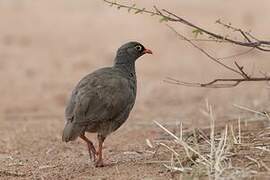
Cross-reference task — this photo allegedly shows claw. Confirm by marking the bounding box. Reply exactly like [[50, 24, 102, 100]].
[[95, 134, 106, 168], [87, 143, 97, 162], [95, 160, 104, 167], [80, 134, 97, 162]]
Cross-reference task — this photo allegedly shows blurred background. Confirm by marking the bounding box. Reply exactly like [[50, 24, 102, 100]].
[[1, 0, 270, 178], [1, 0, 270, 124]]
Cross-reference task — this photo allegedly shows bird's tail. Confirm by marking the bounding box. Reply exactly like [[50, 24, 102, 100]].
[[62, 121, 84, 142]]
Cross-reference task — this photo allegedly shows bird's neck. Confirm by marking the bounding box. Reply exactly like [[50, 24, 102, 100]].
[[113, 56, 136, 76]]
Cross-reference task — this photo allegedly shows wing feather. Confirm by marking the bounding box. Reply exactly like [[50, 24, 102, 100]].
[[65, 68, 134, 126]]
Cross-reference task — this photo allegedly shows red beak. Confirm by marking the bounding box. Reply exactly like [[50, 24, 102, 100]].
[[143, 48, 153, 54]]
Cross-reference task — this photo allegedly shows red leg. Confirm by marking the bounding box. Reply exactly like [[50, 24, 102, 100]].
[[80, 134, 97, 162], [95, 134, 106, 167]]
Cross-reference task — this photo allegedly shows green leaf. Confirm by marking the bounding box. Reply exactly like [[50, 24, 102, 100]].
[[159, 16, 169, 23], [192, 29, 203, 38]]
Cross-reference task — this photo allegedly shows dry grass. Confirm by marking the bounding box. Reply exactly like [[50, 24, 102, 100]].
[[150, 102, 270, 179]]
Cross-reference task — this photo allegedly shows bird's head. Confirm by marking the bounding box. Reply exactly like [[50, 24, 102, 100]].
[[115, 41, 152, 63]]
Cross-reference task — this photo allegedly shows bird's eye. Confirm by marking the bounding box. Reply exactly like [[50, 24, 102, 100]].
[[135, 45, 142, 51]]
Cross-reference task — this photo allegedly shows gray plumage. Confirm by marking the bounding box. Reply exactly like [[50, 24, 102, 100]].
[[62, 42, 152, 143]]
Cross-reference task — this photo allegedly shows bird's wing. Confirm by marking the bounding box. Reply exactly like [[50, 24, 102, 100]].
[[65, 68, 135, 126]]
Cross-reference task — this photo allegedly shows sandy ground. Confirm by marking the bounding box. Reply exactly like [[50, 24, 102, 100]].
[[1, 0, 270, 179]]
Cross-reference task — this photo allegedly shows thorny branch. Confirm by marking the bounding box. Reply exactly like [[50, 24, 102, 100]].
[[104, 0, 270, 88], [104, 0, 270, 51], [165, 25, 269, 88], [166, 25, 243, 77], [164, 77, 270, 88]]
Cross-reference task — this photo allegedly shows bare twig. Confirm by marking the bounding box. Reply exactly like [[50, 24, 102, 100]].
[[166, 24, 243, 77], [234, 61, 250, 79], [217, 47, 255, 61], [161, 9, 270, 51], [233, 104, 266, 116], [164, 77, 270, 88], [216, 19, 270, 51], [245, 156, 261, 168], [103, 0, 270, 52], [104, 0, 270, 88]]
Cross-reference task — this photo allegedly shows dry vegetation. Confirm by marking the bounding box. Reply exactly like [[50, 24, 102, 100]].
[[150, 102, 270, 179], [1, 0, 270, 179]]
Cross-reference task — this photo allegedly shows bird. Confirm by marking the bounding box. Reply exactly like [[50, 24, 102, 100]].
[[62, 41, 152, 167]]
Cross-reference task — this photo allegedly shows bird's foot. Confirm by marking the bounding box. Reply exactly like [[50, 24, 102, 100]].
[[80, 134, 97, 162], [95, 159, 104, 167], [87, 143, 97, 162]]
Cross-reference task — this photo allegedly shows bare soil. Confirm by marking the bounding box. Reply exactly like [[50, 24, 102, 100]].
[[1, 0, 270, 179]]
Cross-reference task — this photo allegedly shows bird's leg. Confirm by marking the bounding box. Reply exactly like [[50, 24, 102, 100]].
[[95, 134, 106, 167], [80, 134, 97, 162]]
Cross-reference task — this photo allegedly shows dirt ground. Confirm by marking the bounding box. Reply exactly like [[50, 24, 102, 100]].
[[1, 0, 270, 179]]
